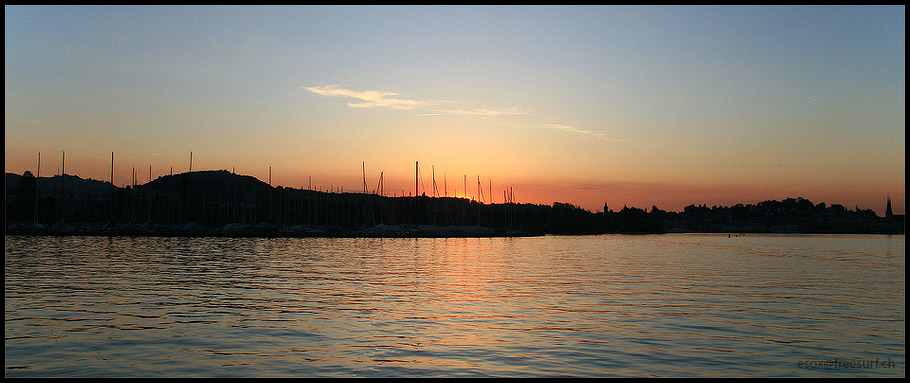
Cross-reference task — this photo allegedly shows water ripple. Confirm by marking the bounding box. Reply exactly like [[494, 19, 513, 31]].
[[5, 234, 905, 377]]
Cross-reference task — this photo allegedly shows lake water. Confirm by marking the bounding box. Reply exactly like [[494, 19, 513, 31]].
[[5, 234, 905, 377]]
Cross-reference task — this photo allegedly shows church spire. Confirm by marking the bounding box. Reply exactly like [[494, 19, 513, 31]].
[[886, 194, 893, 219]]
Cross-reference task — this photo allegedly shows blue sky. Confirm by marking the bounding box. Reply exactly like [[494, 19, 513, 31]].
[[5, 5, 905, 214]]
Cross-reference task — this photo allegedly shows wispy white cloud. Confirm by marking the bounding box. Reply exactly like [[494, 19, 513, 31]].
[[304, 84, 442, 110], [547, 123, 594, 135], [545, 123, 629, 142], [305, 84, 621, 142], [439, 107, 526, 118], [305, 84, 527, 120]]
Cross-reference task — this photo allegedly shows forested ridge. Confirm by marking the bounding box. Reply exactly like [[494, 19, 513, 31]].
[[6, 171, 904, 236]]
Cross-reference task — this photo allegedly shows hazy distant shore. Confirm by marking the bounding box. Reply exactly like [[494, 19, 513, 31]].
[[5, 224, 901, 238], [6, 171, 904, 236], [4, 224, 541, 238]]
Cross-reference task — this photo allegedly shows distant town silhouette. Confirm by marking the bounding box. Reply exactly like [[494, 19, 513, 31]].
[[5, 170, 905, 237]]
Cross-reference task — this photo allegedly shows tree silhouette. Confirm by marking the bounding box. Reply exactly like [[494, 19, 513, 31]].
[[13, 171, 37, 223]]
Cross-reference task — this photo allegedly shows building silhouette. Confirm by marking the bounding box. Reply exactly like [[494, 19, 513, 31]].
[[886, 195, 893, 219]]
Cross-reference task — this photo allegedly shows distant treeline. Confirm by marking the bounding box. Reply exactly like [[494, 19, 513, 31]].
[[5, 170, 904, 235]]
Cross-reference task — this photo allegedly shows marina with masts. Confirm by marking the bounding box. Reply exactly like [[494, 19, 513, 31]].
[[7, 151, 532, 237], [6, 151, 904, 237]]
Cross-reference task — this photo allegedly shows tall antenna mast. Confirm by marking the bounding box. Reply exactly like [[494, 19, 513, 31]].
[[189, 151, 193, 173]]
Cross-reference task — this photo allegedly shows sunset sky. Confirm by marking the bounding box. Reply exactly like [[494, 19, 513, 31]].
[[5, 5, 905, 215]]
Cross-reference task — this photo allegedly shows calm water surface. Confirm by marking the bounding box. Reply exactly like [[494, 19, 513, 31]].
[[5, 234, 905, 377]]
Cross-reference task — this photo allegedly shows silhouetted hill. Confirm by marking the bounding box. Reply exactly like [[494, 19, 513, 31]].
[[138, 170, 273, 200], [6, 172, 113, 199], [4, 170, 904, 236]]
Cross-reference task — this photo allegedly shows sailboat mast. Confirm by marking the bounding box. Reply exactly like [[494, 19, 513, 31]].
[[35, 152, 40, 224], [432, 166, 438, 197]]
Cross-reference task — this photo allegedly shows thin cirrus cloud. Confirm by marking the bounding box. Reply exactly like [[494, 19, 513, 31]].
[[304, 84, 523, 119], [303, 84, 443, 110], [545, 123, 627, 142], [547, 123, 594, 135], [437, 107, 526, 118], [305, 84, 616, 141]]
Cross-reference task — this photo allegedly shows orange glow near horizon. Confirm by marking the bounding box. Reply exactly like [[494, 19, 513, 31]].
[[5, 7, 904, 218], [4, 148, 904, 217]]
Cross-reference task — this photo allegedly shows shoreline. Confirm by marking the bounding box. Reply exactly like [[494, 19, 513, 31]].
[[5, 227, 902, 238], [4, 226, 541, 238]]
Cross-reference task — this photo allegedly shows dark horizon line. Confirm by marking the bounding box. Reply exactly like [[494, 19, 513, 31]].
[[7, 169, 902, 217]]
